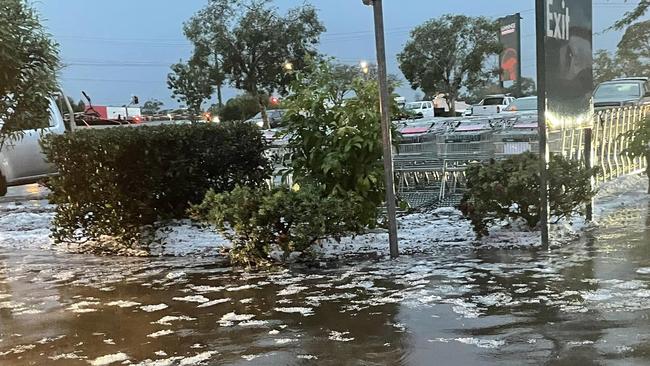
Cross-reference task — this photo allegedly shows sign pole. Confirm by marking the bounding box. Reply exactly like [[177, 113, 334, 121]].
[[585, 127, 593, 221], [515, 13, 523, 97], [535, 0, 550, 249], [364, 0, 399, 258]]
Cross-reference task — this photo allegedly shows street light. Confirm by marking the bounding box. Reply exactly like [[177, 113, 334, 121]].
[[362, 0, 399, 258], [360, 60, 370, 75], [283, 61, 294, 72]]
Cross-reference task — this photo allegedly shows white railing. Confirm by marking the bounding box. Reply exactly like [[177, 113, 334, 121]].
[[593, 106, 648, 183], [551, 106, 649, 184]]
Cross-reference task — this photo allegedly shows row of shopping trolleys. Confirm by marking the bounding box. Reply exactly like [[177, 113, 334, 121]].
[[393, 115, 540, 163]]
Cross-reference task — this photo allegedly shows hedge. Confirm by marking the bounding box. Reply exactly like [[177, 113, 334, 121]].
[[42, 122, 270, 250]]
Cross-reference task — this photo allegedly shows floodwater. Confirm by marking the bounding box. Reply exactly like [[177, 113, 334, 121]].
[[2, 202, 650, 365]]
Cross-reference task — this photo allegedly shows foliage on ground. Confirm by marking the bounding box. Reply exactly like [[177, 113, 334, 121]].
[[461, 152, 597, 237], [192, 184, 364, 267], [42, 123, 270, 251]]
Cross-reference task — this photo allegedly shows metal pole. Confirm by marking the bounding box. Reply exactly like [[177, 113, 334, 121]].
[[61, 93, 76, 132], [368, 0, 399, 258], [535, 0, 550, 248], [584, 127, 593, 221], [515, 13, 522, 97]]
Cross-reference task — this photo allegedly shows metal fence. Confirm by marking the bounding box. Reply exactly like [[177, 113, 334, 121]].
[[393, 106, 650, 208], [592, 106, 648, 183], [551, 105, 649, 184]]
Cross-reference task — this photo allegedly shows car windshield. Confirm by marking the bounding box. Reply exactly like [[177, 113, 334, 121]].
[[405, 103, 422, 110], [594, 83, 641, 99], [250, 112, 262, 119], [482, 97, 505, 105], [505, 98, 537, 111]]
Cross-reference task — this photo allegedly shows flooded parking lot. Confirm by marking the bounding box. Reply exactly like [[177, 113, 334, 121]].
[[1, 201, 650, 365]]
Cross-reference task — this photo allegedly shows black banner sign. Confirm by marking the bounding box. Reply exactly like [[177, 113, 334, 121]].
[[543, 0, 593, 129], [498, 13, 521, 83]]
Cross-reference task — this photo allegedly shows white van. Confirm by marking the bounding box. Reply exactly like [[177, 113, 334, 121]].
[[0, 98, 67, 196]]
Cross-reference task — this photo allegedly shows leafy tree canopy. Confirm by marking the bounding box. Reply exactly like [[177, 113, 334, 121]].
[[55, 96, 85, 114], [616, 20, 650, 77], [593, 20, 650, 85], [217, 94, 266, 122], [167, 61, 214, 117], [612, 0, 649, 30], [398, 15, 502, 115], [0, 0, 59, 144], [141, 99, 164, 115], [183, 0, 325, 127]]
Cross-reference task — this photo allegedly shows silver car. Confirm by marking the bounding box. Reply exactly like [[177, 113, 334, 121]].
[[0, 98, 66, 196]]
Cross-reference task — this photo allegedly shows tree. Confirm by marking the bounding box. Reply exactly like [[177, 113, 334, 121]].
[[592, 20, 649, 85], [184, 0, 325, 128], [612, 0, 649, 30], [593, 50, 620, 85], [0, 0, 59, 146], [167, 61, 214, 117], [282, 60, 400, 228], [327, 63, 401, 103], [616, 20, 650, 77], [506, 77, 536, 97], [141, 99, 164, 115], [56, 96, 85, 114], [398, 15, 502, 115], [183, 21, 227, 109], [218, 94, 265, 122]]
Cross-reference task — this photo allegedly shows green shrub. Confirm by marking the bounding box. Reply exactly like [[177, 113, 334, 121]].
[[621, 113, 650, 193], [42, 123, 270, 249], [282, 60, 400, 228], [460, 152, 597, 237], [192, 184, 364, 267]]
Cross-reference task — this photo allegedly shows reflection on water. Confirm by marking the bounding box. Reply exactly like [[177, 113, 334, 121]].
[[1, 203, 650, 365]]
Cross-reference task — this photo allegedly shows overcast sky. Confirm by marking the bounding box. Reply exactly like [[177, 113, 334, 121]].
[[35, 0, 643, 108]]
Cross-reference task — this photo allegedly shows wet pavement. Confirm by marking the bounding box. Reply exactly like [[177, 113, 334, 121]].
[[1, 201, 650, 365], [0, 184, 48, 204]]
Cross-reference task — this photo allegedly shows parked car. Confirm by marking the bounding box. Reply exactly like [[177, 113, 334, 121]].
[[502, 96, 538, 116], [593, 77, 650, 109], [404, 101, 435, 118], [469, 94, 516, 116], [0, 97, 67, 196], [245, 109, 286, 128]]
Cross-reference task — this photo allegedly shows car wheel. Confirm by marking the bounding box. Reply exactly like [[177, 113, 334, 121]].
[[0, 173, 7, 197]]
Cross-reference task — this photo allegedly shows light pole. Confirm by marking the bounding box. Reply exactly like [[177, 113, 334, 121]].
[[362, 0, 399, 258]]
